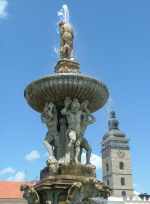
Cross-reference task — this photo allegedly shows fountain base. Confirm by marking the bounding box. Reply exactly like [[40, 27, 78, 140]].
[[33, 162, 111, 204]]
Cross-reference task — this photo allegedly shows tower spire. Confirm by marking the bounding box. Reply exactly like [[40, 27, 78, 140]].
[[108, 111, 119, 130]]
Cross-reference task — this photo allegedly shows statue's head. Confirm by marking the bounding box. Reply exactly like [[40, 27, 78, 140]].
[[59, 21, 73, 45], [81, 100, 89, 110], [43, 102, 55, 116], [71, 98, 80, 112], [64, 97, 72, 107], [20, 184, 30, 191], [48, 102, 54, 109], [63, 23, 73, 33], [48, 102, 56, 114]]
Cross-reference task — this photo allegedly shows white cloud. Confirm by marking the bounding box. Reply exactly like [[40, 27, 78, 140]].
[[134, 191, 140, 196], [81, 153, 102, 169], [0, 0, 8, 18], [25, 150, 40, 161], [132, 191, 142, 201], [7, 171, 26, 181], [0, 167, 16, 175], [91, 153, 102, 169], [14, 171, 26, 181], [54, 47, 59, 57]]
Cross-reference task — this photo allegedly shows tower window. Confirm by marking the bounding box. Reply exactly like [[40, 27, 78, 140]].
[[107, 179, 109, 186], [120, 162, 124, 170], [122, 191, 127, 198], [106, 163, 109, 172], [121, 177, 125, 186]]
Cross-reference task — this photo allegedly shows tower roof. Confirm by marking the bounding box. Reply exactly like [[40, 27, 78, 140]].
[[103, 111, 126, 140]]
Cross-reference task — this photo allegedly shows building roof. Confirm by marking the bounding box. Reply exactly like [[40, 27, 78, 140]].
[[0, 182, 24, 199]]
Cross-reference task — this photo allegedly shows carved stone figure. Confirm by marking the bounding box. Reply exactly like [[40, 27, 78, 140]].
[[41, 99, 96, 165], [41, 102, 58, 160], [59, 21, 74, 59], [66, 130, 77, 163], [75, 100, 96, 164], [75, 137, 91, 164], [80, 100, 96, 136], [61, 98, 82, 163], [20, 184, 39, 204], [47, 159, 59, 175], [61, 98, 96, 164], [66, 182, 83, 204], [65, 180, 109, 204], [67, 98, 81, 136], [61, 98, 81, 134]]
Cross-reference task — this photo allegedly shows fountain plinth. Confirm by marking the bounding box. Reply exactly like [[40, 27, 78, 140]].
[[55, 59, 80, 73], [21, 5, 111, 204]]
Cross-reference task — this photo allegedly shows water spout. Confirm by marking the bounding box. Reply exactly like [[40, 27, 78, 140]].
[[58, 4, 70, 23]]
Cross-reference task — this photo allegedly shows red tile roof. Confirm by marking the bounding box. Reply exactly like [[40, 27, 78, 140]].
[[0, 182, 24, 199]]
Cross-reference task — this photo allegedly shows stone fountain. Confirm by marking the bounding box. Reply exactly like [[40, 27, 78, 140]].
[[21, 5, 111, 204]]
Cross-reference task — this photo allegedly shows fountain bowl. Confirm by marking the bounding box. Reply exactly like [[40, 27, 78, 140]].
[[24, 73, 109, 113]]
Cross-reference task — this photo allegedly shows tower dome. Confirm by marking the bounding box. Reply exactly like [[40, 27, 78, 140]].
[[104, 111, 126, 139]]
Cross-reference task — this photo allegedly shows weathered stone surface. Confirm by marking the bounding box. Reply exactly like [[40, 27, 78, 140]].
[[34, 178, 110, 204], [40, 163, 96, 180], [37, 162, 111, 204]]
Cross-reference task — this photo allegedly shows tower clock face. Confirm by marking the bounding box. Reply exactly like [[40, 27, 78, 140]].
[[117, 150, 125, 158]]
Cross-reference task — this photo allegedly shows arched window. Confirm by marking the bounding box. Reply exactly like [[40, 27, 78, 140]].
[[120, 162, 124, 170], [121, 177, 125, 186], [106, 163, 109, 172]]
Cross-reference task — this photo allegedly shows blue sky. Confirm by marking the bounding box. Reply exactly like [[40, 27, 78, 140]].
[[0, 0, 149, 194]]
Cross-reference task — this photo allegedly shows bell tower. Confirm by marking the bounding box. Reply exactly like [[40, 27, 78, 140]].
[[102, 111, 134, 198]]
